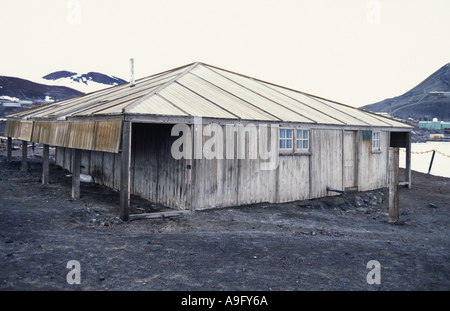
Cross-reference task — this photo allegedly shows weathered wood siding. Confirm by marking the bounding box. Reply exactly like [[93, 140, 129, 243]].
[[56, 125, 392, 211], [309, 129, 343, 199], [276, 155, 310, 203], [343, 131, 357, 188], [56, 146, 121, 190], [191, 124, 280, 210], [26, 120, 122, 153], [358, 131, 390, 191], [130, 124, 189, 210]]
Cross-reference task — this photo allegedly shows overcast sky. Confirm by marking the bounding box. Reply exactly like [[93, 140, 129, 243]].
[[1, 0, 449, 107]]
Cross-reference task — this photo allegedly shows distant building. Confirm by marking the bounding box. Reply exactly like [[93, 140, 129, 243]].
[[374, 112, 392, 118], [2, 103, 21, 107], [419, 118, 450, 130], [429, 91, 450, 97]]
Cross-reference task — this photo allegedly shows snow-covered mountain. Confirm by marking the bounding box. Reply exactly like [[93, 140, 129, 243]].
[[0, 70, 126, 106], [41, 71, 127, 93], [0, 75, 83, 104]]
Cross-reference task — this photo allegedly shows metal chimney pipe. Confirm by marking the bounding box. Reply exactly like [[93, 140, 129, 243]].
[[130, 58, 135, 87]]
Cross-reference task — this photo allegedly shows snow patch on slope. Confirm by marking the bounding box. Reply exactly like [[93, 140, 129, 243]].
[[40, 71, 127, 94]]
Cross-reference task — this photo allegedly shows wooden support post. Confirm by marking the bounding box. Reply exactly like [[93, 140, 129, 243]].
[[120, 121, 132, 221], [405, 131, 412, 189], [7, 137, 12, 162], [389, 147, 400, 223], [355, 130, 361, 191], [186, 124, 194, 212], [42, 144, 49, 184], [21, 140, 27, 172], [72, 148, 81, 199]]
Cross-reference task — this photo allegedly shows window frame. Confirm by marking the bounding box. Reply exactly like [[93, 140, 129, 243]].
[[279, 128, 294, 152], [279, 127, 310, 154], [372, 131, 382, 153], [296, 129, 309, 153]]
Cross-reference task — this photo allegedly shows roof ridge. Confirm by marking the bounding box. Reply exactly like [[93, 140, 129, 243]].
[[122, 62, 200, 113]]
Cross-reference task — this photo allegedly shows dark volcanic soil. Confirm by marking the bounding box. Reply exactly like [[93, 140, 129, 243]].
[[0, 148, 449, 291]]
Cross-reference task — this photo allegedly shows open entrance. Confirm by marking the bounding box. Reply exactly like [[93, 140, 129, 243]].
[[390, 131, 412, 188]]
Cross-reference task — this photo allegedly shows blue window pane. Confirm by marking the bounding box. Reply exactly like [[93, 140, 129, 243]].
[[303, 140, 308, 149], [280, 129, 286, 138], [286, 140, 292, 149], [286, 130, 292, 138], [297, 140, 301, 149], [280, 140, 285, 149], [303, 131, 308, 139]]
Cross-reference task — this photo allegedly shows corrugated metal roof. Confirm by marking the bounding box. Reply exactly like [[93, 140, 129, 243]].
[[6, 62, 413, 129]]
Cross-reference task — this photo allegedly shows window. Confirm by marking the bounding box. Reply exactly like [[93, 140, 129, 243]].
[[296, 130, 309, 151], [279, 129, 293, 150], [372, 131, 380, 151]]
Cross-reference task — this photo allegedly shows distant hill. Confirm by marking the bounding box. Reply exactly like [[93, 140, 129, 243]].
[[360, 63, 450, 121], [0, 75, 83, 104], [41, 71, 127, 93]]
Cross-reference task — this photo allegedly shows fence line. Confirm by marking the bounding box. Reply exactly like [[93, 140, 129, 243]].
[[400, 149, 450, 158]]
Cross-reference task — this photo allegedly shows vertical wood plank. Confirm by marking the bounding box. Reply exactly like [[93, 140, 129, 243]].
[[113, 152, 121, 191], [21, 140, 27, 172], [55, 147, 63, 167], [102, 152, 115, 189], [64, 147, 71, 171], [7, 137, 12, 162], [342, 130, 345, 190], [405, 131, 412, 189], [309, 129, 315, 199], [42, 144, 49, 184], [355, 130, 361, 191], [130, 123, 137, 197], [72, 148, 81, 199], [80, 150, 90, 175], [120, 121, 132, 221], [184, 124, 191, 209]]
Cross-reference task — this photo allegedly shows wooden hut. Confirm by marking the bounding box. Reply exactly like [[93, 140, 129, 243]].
[[4, 62, 413, 220]]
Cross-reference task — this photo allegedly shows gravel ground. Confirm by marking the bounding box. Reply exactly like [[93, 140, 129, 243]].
[[1, 148, 449, 292]]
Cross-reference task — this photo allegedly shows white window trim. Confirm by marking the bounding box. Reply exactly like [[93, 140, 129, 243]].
[[295, 129, 310, 153], [279, 127, 311, 154], [372, 131, 382, 153], [279, 128, 294, 153]]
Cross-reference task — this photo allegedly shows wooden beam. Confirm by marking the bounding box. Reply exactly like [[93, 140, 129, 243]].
[[342, 130, 345, 191], [186, 124, 194, 212], [355, 130, 361, 191], [129, 211, 191, 221], [72, 148, 81, 199], [405, 131, 412, 189], [120, 121, 132, 221], [42, 144, 49, 184], [7, 137, 12, 162], [389, 147, 400, 223], [21, 140, 27, 172]]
